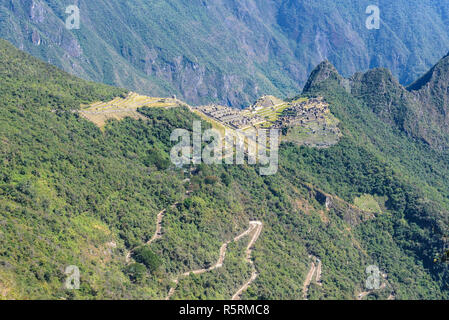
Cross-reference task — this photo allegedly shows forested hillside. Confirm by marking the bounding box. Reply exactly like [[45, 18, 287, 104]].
[[0, 39, 448, 300], [1, 0, 449, 107]]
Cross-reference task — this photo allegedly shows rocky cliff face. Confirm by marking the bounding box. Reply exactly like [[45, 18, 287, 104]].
[[408, 53, 449, 116], [349, 68, 415, 130], [277, 0, 449, 86], [0, 0, 301, 107], [406, 53, 449, 150], [1, 0, 449, 107]]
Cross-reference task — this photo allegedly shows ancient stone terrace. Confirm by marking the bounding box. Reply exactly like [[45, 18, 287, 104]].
[[272, 97, 330, 129], [78, 92, 182, 127], [195, 104, 264, 129], [195, 96, 338, 133]]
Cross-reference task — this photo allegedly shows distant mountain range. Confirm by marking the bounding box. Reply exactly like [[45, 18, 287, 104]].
[[1, 0, 449, 107]]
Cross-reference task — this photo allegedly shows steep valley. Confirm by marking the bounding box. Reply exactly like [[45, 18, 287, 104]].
[[2, 0, 449, 107]]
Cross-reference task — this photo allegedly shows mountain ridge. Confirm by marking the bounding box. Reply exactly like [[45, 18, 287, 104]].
[[303, 52, 449, 151], [2, 0, 449, 106]]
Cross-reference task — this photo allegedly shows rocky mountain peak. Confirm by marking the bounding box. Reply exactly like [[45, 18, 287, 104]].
[[302, 60, 342, 93], [408, 52, 449, 93]]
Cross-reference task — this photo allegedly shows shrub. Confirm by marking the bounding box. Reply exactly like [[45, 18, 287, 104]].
[[204, 175, 219, 185]]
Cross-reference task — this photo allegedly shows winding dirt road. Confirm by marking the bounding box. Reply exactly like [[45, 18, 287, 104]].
[[303, 255, 322, 299], [357, 282, 387, 300], [166, 221, 263, 300], [303, 260, 316, 299], [124, 199, 264, 300], [232, 272, 259, 300], [231, 221, 263, 300], [126, 203, 178, 264], [147, 203, 178, 246]]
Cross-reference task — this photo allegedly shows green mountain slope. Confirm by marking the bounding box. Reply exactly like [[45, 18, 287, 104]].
[[0, 39, 448, 300], [1, 1, 449, 107]]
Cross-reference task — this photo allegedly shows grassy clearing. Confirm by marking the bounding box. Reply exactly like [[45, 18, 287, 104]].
[[353, 194, 382, 214]]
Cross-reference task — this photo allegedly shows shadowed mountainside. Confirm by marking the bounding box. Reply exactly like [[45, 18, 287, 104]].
[[1, 0, 449, 107]]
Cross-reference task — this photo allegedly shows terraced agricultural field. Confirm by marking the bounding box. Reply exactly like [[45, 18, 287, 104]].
[[79, 92, 183, 127], [282, 113, 341, 148], [242, 97, 308, 128], [79, 90, 340, 152]]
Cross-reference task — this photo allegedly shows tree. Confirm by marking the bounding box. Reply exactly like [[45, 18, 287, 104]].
[[132, 246, 162, 273], [124, 263, 146, 283]]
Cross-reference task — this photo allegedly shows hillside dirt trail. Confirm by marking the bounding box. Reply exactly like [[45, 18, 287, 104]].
[[147, 203, 179, 246], [302, 255, 322, 299], [125, 203, 179, 264], [231, 221, 263, 300], [166, 221, 263, 300], [357, 282, 387, 300], [303, 261, 316, 300]]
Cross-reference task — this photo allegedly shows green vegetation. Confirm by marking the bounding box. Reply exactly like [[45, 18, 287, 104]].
[[124, 263, 147, 283], [0, 39, 448, 300], [132, 247, 162, 273], [0, 39, 188, 299], [171, 240, 252, 300], [354, 195, 382, 214], [297, 60, 449, 298]]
